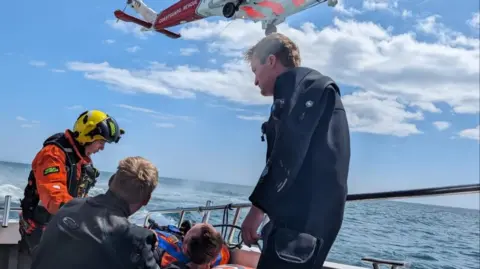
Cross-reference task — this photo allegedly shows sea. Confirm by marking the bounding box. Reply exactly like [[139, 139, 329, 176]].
[[0, 161, 478, 269]]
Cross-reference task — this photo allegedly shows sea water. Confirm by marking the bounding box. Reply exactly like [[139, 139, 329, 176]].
[[0, 161, 478, 269]]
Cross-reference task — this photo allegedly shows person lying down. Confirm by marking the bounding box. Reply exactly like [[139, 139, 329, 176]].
[[146, 219, 260, 269]]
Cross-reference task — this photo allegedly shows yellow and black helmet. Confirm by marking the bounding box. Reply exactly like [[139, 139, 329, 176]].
[[73, 110, 125, 145]]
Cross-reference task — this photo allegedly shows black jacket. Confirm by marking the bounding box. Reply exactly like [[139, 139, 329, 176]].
[[250, 67, 350, 258], [30, 190, 160, 269]]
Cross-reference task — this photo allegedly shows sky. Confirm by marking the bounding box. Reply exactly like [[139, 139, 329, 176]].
[[0, 0, 479, 209]]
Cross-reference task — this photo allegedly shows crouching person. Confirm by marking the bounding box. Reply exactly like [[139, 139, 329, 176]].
[[30, 156, 161, 269]]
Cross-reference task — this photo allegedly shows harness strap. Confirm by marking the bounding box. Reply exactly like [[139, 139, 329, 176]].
[[43, 140, 78, 194]]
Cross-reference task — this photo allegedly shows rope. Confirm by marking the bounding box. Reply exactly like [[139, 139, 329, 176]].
[[212, 203, 244, 250]]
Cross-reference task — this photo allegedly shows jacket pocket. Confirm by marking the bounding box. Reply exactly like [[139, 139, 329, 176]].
[[273, 227, 323, 264]]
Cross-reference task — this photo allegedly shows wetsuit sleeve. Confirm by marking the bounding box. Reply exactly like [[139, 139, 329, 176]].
[[33, 145, 73, 215], [249, 84, 338, 216], [126, 225, 161, 269]]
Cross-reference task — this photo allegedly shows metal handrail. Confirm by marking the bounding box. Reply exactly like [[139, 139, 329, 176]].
[[2, 183, 479, 214], [140, 183, 480, 244], [1, 183, 478, 269]]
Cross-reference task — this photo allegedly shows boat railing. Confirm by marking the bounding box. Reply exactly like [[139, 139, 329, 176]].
[[1, 183, 479, 269]]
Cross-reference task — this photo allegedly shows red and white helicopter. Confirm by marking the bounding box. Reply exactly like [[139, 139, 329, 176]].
[[114, 0, 338, 39]]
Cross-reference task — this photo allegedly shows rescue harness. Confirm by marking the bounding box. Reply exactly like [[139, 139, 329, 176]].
[[20, 132, 99, 226]]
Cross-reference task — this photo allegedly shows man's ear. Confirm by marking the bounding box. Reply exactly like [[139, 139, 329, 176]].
[[268, 54, 276, 67]]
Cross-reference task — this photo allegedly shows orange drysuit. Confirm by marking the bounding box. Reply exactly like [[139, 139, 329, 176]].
[[30, 130, 92, 214]]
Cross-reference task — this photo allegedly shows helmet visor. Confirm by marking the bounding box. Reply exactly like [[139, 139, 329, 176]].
[[93, 117, 122, 143]]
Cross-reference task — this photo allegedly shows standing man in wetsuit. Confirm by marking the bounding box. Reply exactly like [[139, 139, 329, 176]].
[[241, 33, 351, 268], [18, 109, 125, 255]]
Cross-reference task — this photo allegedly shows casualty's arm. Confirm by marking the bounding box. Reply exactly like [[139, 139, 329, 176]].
[[249, 83, 338, 215], [33, 145, 73, 215], [229, 249, 261, 268]]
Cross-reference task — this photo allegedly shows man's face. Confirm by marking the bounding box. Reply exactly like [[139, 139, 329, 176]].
[[251, 55, 277, 97], [85, 140, 105, 156]]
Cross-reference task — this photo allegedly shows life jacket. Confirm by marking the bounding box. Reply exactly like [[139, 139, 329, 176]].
[[153, 226, 230, 268], [19, 130, 98, 227]]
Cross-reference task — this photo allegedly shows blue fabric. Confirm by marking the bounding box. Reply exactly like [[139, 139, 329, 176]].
[[154, 229, 190, 263]]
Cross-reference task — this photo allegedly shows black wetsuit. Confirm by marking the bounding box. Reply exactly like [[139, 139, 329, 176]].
[[251, 67, 351, 268], [30, 190, 160, 269]]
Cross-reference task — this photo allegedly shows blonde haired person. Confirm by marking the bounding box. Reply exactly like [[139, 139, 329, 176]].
[[31, 156, 162, 269]]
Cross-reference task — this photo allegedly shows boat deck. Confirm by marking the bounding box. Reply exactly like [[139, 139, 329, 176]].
[[0, 223, 32, 269], [0, 222, 371, 269]]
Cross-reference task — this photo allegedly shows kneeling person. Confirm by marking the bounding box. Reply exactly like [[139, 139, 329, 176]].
[[30, 156, 160, 269]]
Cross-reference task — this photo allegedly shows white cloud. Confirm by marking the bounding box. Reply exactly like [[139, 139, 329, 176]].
[[29, 60, 46, 67], [66, 105, 84, 110], [51, 69, 66, 73], [415, 15, 479, 49], [126, 46, 141, 53], [67, 17, 479, 137], [155, 123, 175, 128], [467, 12, 480, 30], [362, 0, 399, 14], [103, 39, 116, 44], [458, 125, 479, 141], [333, 0, 362, 16], [343, 91, 423, 137], [180, 47, 199, 56], [401, 9, 412, 19], [115, 104, 193, 122], [362, 0, 391, 11], [207, 103, 251, 112], [105, 19, 153, 39], [237, 115, 268, 121], [432, 121, 451, 131], [16, 116, 40, 127], [66, 61, 194, 98]]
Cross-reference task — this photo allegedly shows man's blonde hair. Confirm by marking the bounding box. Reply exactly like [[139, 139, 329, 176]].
[[109, 156, 159, 204], [244, 33, 301, 68]]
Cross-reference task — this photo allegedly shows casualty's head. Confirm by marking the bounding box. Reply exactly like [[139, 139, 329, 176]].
[[182, 223, 224, 266], [244, 33, 301, 97], [72, 110, 125, 156], [109, 156, 159, 214]]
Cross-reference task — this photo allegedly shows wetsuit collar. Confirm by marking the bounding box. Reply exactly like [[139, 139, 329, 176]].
[[107, 190, 131, 216], [89, 190, 131, 217], [273, 67, 301, 100]]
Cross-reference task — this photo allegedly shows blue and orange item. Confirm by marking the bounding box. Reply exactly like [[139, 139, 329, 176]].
[[151, 224, 230, 267]]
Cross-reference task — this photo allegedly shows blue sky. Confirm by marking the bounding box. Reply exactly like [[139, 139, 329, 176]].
[[0, 0, 478, 209]]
